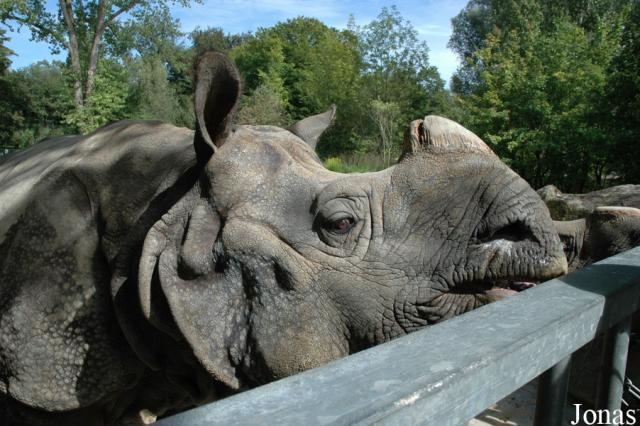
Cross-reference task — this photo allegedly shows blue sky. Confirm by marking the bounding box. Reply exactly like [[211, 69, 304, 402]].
[[4, 0, 467, 84]]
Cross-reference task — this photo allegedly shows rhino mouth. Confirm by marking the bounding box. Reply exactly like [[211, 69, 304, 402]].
[[397, 275, 545, 331], [459, 278, 539, 300], [459, 215, 566, 300], [403, 249, 564, 327]]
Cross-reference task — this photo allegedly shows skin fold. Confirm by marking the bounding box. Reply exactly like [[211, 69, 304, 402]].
[[0, 53, 567, 425]]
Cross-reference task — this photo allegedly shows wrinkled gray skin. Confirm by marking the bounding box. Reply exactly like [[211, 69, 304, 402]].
[[0, 53, 567, 425], [541, 182, 640, 269], [539, 183, 640, 221], [554, 206, 640, 271]]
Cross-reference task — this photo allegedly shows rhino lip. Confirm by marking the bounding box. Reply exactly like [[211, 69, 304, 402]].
[[481, 278, 539, 299], [402, 275, 543, 330], [459, 278, 539, 298]]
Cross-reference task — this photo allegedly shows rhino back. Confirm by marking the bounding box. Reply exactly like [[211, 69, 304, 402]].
[[0, 120, 196, 415], [538, 184, 640, 220]]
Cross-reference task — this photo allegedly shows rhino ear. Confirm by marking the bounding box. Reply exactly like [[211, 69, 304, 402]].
[[194, 52, 242, 163], [289, 104, 336, 150]]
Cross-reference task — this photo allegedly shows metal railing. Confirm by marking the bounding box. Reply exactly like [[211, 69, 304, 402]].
[[158, 246, 640, 426]]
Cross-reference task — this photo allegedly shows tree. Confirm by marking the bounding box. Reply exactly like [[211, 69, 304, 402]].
[[126, 56, 187, 125], [356, 5, 445, 113], [353, 6, 450, 156], [15, 60, 74, 131], [0, 26, 12, 73], [231, 17, 363, 155], [232, 18, 361, 115], [357, 7, 439, 83], [1, 0, 195, 108], [369, 100, 400, 167], [604, 0, 640, 182], [0, 59, 74, 147], [0, 27, 21, 146], [236, 83, 289, 127], [449, 0, 630, 94], [107, 4, 183, 60], [64, 59, 128, 133], [448, 0, 491, 93], [191, 26, 251, 57], [449, 0, 545, 94], [459, 2, 626, 191]]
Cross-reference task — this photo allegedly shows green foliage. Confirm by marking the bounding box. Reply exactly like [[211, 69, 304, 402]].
[[0, 26, 12, 73], [1, 5, 453, 171], [369, 99, 401, 167], [15, 61, 74, 124], [1, 0, 199, 111], [357, 6, 441, 93], [0, 60, 74, 147], [5, 0, 634, 192], [191, 26, 251, 56], [229, 12, 452, 160], [64, 60, 129, 133], [604, 0, 640, 182], [353, 6, 455, 156], [456, 0, 630, 191], [448, 0, 491, 93], [356, 6, 448, 116], [126, 56, 193, 127], [236, 83, 290, 127], [1, 0, 195, 56], [0, 0, 64, 50], [0, 27, 18, 145], [323, 154, 386, 173], [107, 4, 184, 59], [231, 17, 365, 156], [232, 17, 361, 115]]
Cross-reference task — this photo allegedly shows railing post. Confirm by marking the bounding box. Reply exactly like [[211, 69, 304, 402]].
[[596, 316, 632, 410], [534, 355, 572, 426]]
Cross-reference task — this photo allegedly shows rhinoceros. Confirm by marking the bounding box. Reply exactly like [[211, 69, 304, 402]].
[[554, 206, 640, 271], [539, 183, 640, 221], [0, 53, 568, 425]]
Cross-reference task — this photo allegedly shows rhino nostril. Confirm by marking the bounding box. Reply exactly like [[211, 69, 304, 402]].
[[478, 220, 537, 244]]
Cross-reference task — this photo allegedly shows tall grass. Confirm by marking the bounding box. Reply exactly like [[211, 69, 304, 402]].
[[323, 152, 389, 173]]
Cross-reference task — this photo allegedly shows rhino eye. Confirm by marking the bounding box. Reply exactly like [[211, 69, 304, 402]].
[[325, 217, 355, 234]]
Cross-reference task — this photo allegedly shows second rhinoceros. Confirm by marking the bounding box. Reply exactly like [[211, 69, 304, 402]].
[[0, 53, 567, 425]]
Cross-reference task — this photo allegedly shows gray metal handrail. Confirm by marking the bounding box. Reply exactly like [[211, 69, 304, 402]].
[[158, 246, 640, 426]]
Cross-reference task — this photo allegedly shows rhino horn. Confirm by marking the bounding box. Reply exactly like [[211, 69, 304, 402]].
[[194, 51, 242, 162], [401, 115, 496, 159], [289, 104, 337, 150]]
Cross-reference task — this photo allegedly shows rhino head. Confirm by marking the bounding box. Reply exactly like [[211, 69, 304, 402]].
[[119, 52, 567, 395]]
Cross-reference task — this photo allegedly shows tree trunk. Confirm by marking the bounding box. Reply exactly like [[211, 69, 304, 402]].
[[85, 0, 107, 102], [59, 0, 83, 107]]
